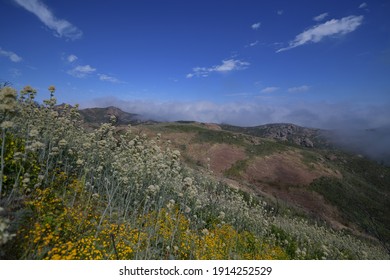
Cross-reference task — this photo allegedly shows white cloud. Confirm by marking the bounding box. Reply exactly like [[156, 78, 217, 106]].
[[187, 59, 250, 78], [277, 15, 364, 53], [67, 54, 78, 63], [13, 0, 82, 40], [249, 40, 259, 47], [214, 59, 249, 72], [68, 65, 96, 78], [261, 87, 279, 93], [313, 12, 329, 22], [251, 22, 261, 30], [277, 10, 284, 16], [0, 47, 22, 62], [288, 85, 310, 93], [359, 2, 367, 9], [98, 74, 121, 83]]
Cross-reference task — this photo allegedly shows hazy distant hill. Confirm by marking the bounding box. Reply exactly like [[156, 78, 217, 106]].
[[220, 123, 330, 148], [77, 106, 159, 128], [78, 106, 141, 127]]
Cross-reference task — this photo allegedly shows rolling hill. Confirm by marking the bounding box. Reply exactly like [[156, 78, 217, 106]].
[[77, 106, 390, 253]]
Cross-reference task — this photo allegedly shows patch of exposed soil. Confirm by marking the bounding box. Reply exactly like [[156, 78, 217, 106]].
[[186, 143, 247, 174], [245, 151, 341, 186], [208, 144, 247, 174], [240, 151, 347, 229]]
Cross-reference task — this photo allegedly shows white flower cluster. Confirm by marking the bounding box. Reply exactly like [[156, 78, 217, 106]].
[[0, 208, 15, 246]]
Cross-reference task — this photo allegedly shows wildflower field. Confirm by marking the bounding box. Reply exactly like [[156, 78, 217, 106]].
[[0, 86, 388, 259]]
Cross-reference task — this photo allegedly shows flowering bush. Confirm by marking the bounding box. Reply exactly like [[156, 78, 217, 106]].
[[0, 86, 388, 259]]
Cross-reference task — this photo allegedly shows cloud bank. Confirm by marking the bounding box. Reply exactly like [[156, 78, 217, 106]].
[[83, 97, 390, 131], [277, 15, 364, 52], [82, 97, 390, 164], [13, 0, 82, 40]]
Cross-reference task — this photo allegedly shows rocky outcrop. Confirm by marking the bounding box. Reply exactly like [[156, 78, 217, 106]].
[[221, 123, 327, 148]]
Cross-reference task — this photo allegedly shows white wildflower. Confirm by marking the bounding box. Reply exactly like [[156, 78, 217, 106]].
[[167, 199, 175, 210], [58, 139, 67, 148], [183, 177, 193, 186], [83, 143, 91, 149], [29, 129, 39, 138], [0, 121, 14, 129], [172, 150, 181, 159]]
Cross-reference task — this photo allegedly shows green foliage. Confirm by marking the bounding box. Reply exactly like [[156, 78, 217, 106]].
[[164, 124, 206, 133], [245, 140, 289, 157], [309, 176, 390, 252], [194, 130, 246, 146], [224, 159, 249, 178]]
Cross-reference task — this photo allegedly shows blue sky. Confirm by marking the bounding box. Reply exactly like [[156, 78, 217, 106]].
[[1, 0, 390, 128]]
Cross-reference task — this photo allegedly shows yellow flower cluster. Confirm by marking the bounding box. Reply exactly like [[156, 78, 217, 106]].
[[194, 224, 287, 260], [18, 179, 143, 260], [140, 207, 286, 260]]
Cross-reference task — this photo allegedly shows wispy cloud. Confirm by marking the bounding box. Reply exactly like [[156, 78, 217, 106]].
[[68, 65, 96, 78], [277, 10, 284, 16], [0, 47, 22, 62], [9, 68, 22, 77], [359, 2, 367, 9], [13, 0, 82, 40], [288, 85, 310, 93], [251, 22, 261, 30], [313, 12, 329, 22], [187, 59, 250, 78], [248, 40, 259, 47], [67, 54, 78, 63], [277, 15, 364, 53], [261, 87, 279, 93], [98, 74, 122, 83], [225, 92, 253, 97]]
